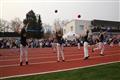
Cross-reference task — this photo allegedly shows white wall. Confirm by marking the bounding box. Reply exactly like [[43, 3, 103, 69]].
[[63, 19, 91, 35], [63, 20, 75, 34]]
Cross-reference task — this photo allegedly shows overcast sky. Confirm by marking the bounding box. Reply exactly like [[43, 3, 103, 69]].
[[0, 0, 120, 25]]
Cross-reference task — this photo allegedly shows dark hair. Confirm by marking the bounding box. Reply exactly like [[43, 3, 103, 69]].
[[86, 30, 89, 33]]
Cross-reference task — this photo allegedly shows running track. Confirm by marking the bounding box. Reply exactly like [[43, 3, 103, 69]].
[[0, 45, 120, 79]]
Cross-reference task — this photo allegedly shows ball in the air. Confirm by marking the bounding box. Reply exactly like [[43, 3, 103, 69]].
[[78, 14, 81, 18], [55, 10, 58, 13]]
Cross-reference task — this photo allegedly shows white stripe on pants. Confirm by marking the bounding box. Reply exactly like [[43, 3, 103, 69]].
[[110, 42, 113, 47], [78, 43, 80, 49], [119, 42, 120, 46], [94, 42, 104, 54], [84, 42, 89, 58], [20, 44, 28, 62], [56, 43, 64, 61]]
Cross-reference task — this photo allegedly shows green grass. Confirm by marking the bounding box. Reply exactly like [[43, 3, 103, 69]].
[[4, 62, 120, 80]]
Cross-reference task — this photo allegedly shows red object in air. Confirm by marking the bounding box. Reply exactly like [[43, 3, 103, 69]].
[[78, 14, 81, 18]]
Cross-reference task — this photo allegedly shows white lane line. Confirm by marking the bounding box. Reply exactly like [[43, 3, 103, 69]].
[[0, 52, 80, 59], [0, 53, 120, 68], [1, 50, 120, 62], [0, 61, 120, 80], [0, 48, 120, 56], [0, 54, 82, 62]]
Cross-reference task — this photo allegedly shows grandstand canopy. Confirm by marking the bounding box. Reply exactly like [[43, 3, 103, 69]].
[[91, 19, 120, 27]]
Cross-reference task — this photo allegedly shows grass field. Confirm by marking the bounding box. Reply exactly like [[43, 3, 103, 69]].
[[4, 62, 120, 80]]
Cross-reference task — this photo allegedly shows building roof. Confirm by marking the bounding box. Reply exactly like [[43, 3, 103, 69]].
[[64, 19, 91, 27]]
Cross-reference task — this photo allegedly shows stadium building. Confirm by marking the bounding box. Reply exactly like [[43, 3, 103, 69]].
[[91, 19, 120, 35], [63, 19, 120, 39]]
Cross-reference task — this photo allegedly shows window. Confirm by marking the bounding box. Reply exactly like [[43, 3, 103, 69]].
[[64, 29, 66, 33], [71, 26, 73, 31], [79, 25, 84, 30]]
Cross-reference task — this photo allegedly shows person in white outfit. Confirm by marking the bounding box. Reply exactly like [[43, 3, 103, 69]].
[[52, 38, 57, 53], [119, 39, 120, 46], [92, 30, 105, 56], [56, 31, 65, 62], [83, 30, 89, 60], [19, 19, 28, 66], [76, 37, 80, 49]]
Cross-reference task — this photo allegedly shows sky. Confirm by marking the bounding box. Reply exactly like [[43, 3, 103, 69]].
[[0, 0, 120, 25]]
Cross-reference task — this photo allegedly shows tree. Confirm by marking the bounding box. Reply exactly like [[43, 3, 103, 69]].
[[25, 10, 44, 38], [0, 19, 3, 32], [0, 19, 11, 32], [11, 18, 22, 32], [53, 19, 64, 35]]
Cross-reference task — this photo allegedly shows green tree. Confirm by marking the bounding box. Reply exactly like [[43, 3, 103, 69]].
[[25, 10, 44, 38]]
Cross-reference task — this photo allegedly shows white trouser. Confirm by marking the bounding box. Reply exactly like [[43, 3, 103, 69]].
[[56, 43, 64, 61], [94, 42, 104, 54], [20, 44, 28, 62], [110, 42, 113, 47], [52, 42, 57, 52], [78, 43, 80, 49], [84, 42, 89, 58], [119, 42, 120, 46]]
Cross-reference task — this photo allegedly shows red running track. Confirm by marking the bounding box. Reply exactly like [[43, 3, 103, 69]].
[[0, 45, 120, 79]]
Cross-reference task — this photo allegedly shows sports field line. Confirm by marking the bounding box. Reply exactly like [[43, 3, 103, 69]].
[[0, 60, 120, 80], [0, 50, 81, 58], [0, 53, 82, 62], [0, 52, 120, 68], [0, 49, 120, 62], [1, 47, 119, 56]]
